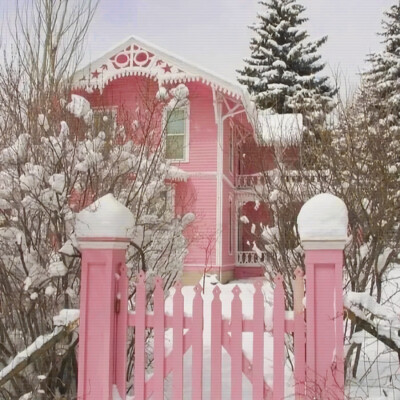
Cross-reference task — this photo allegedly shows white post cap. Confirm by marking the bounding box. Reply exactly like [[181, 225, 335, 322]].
[[75, 194, 135, 248], [297, 193, 348, 250]]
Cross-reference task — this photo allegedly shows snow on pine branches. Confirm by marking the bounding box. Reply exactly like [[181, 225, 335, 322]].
[[363, 3, 400, 128], [237, 0, 336, 124]]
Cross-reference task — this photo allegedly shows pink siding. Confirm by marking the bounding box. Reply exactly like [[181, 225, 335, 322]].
[[222, 118, 235, 181], [175, 177, 217, 269], [221, 180, 235, 268], [176, 83, 217, 173], [77, 75, 302, 279], [240, 141, 275, 175], [78, 77, 220, 276], [234, 266, 263, 279]]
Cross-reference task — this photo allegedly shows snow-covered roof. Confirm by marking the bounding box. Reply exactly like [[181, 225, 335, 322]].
[[257, 112, 303, 145], [72, 35, 251, 104]]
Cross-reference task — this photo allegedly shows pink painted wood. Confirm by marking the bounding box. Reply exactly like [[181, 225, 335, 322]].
[[191, 284, 203, 400], [305, 249, 344, 400], [231, 285, 243, 400], [77, 243, 129, 400], [114, 262, 128, 398], [211, 286, 222, 399], [293, 268, 306, 400], [221, 328, 273, 398], [172, 282, 184, 400], [252, 280, 265, 400], [133, 272, 146, 400], [153, 277, 165, 399], [273, 275, 285, 400]]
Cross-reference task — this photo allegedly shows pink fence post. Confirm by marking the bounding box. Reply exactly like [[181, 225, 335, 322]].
[[297, 193, 348, 400], [76, 194, 134, 400]]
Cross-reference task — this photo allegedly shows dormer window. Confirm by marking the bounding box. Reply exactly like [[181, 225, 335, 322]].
[[165, 107, 189, 161]]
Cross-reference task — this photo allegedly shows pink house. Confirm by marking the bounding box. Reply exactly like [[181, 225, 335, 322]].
[[72, 36, 300, 284]]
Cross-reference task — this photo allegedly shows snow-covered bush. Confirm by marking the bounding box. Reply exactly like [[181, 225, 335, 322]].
[[0, 90, 191, 397]]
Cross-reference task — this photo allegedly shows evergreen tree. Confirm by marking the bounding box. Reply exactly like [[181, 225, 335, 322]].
[[363, 2, 400, 134], [238, 0, 335, 120]]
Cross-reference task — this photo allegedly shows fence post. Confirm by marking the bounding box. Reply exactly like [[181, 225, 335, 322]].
[[76, 194, 134, 400], [297, 193, 348, 400]]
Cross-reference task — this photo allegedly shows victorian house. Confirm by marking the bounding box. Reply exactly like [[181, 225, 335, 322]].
[[72, 36, 302, 284]]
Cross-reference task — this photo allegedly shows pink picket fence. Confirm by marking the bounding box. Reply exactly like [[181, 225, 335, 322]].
[[76, 194, 346, 400], [126, 269, 306, 400]]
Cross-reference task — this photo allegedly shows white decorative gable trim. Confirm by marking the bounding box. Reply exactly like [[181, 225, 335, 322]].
[[72, 35, 252, 104]]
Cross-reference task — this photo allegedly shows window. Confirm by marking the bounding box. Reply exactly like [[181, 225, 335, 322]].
[[93, 108, 117, 133], [92, 107, 120, 148], [165, 108, 188, 161]]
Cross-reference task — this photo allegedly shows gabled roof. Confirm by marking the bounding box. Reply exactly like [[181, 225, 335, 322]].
[[72, 35, 251, 103]]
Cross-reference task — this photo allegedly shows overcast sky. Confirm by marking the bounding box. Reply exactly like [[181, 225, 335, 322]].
[[1, 0, 396, 93]]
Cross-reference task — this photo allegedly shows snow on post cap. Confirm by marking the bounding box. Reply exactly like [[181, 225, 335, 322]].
[[75, 194, 134, 239], [297, 193, 348, 243]]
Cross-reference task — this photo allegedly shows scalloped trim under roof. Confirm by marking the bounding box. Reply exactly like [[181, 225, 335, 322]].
[[72, 35, 251, 103]]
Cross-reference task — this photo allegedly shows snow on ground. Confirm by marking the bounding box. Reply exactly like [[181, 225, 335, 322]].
[[158, 269, 400, 399], [346, 265, 400, 400], [161, 275, 296, 399]]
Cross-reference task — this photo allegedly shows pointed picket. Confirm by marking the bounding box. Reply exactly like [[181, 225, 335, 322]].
[[231, 285, 243, 400], [172, 282, 184, 400], [252, 280, 265, 400], [192, 284, 203, 400], [211, 285, 222, 399], [134, 272, 146, 400], [153, 277, 165, 400], [273, 275, 285, 400]]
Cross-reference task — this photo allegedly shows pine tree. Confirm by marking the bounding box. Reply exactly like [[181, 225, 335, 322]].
[[237, 0, 335, 120], [363, 2, 400, 133]]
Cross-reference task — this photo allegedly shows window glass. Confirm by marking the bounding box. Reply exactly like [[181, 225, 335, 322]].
[[166, 135, 185, 159], [166, 109, 185, 134], [166, 109, 186, 160]]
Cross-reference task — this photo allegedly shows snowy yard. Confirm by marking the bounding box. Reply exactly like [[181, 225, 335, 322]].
[[160, 271, 400, 400]]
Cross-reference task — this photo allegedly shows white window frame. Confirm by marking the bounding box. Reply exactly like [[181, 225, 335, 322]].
[[163, 105, 190, 163]]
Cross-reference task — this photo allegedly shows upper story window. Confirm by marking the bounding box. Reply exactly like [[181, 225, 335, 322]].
[[165, 107, 189, 162], [92, 107, 121, 144]]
